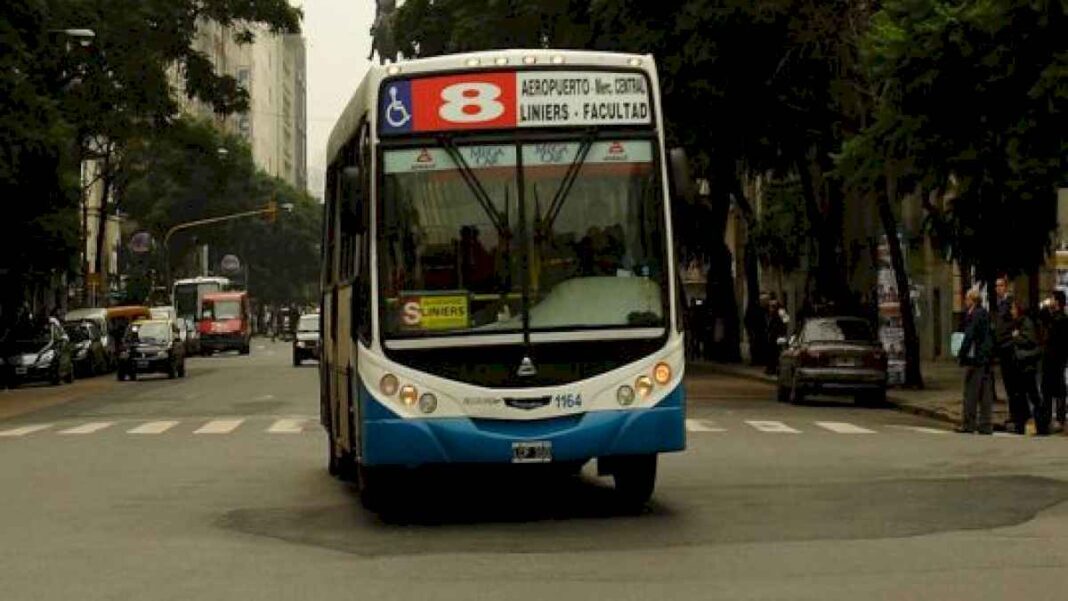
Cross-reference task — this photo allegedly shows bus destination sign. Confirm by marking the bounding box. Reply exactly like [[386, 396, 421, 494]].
[[379, 70, 652, 135]]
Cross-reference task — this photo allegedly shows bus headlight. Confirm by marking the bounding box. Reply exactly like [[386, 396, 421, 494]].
[[635, 375, 654, 399], [653, 362, 672, 385], [616, 385, 635, 406], [380, 374, 399, 397], [399, 385, 418, 406], [418, 393, 438, 414]]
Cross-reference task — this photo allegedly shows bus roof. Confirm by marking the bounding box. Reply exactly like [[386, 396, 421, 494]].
[[327, 49, 656, 166]]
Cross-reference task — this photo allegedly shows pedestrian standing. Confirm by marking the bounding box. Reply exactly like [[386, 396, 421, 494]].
[[957, 289, 995, 434], [993, 277, 1025, 432], [1040, 291, 1068, 431], [765, 299, 787, 375], [1009, 301, 1043, 434]]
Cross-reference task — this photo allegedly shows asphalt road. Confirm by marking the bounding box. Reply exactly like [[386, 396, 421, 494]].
[[2, 340, 1068, 600]]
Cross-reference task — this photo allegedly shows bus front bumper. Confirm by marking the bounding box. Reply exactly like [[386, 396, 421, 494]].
[[361, 385, 686, 467]]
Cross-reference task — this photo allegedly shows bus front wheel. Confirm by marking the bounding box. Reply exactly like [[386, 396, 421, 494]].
[[609, 454, 657, 510]]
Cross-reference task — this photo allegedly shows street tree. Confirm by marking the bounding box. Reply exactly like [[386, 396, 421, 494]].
[[849, 0, 1068, 298], [42, 0, 302, 292]]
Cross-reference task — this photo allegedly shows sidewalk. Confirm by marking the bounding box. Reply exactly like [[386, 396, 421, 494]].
[[689, 359, 1011, 431]]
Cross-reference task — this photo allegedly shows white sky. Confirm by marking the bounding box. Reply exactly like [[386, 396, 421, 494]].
[[303, 0, 376, 198]]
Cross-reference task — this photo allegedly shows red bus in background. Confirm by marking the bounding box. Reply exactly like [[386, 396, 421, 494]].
[[198, 291, 251, 355]]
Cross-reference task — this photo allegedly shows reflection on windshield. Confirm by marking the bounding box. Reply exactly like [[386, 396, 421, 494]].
[[379, 140, 666, 338], [126, 323, 169, 344], [803, 319, 874, 342]]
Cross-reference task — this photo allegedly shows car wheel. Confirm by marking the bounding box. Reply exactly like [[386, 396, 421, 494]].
[[612, 454, 657, 512], [293, 355, 301, 367]]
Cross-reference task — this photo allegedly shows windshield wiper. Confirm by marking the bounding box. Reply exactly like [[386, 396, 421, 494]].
[[536, 132, 597, 239], [438, 135, 510, 237]]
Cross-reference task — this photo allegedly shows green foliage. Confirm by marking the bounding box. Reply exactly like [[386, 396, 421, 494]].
[[750, 180, 809, 274], [0, 0, 81, 304], [119, 117, 321, 305], [846, 0, 1068, 278]]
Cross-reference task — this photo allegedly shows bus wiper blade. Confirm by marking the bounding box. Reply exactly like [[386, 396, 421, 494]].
[[438, 136, 510, 236], [541, 132, 596, 235]]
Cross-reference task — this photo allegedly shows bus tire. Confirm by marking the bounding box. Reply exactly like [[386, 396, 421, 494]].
[[357, 464, 391, 512], [612, 454, 657, 510]]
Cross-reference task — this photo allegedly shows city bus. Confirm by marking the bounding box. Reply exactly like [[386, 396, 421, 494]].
[[321, 49, 685, 508], [172, 276, 231, 324]]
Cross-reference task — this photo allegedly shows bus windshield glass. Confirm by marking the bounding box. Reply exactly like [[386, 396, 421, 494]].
[[378, 139, 666, 339]]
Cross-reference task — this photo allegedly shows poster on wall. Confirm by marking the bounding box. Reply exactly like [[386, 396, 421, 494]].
[[877, 235, 908, 386]]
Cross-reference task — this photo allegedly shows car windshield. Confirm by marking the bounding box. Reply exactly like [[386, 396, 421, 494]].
[[802, 318, 874, 342], [207, 300, 241, 320], [298, 316, 319, 332], [378, 139, 665, 338], [125, 322, 170, 344], [64, 325, 89, 343]]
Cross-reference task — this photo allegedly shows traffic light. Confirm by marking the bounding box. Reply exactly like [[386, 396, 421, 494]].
[[263, 199, 278, 224]]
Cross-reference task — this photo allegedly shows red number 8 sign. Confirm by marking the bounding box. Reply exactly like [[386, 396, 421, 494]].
[[411, 72, 517, 132]]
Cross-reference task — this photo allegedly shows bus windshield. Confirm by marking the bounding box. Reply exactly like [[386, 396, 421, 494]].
[[378, 138, 666, 339]]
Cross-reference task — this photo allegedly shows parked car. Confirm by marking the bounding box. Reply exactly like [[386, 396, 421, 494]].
[[65, 307, 114, 370], [116, 319, 186, 381], [64, 320, 108, 377], [776, 316, 888, 405], [198, 291, 251, 355], [292, 313, 321, 365], [1, 318, 74, 388]]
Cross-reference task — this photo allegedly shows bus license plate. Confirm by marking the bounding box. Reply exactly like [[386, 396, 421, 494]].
[[512, 441, 552, 464]]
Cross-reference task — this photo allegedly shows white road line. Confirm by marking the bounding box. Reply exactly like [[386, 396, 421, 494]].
[[194, 419, 244, 434], [267, 418, 306, 434], [746, 420, 801, 434], [0, 424, 53, 437], [815, 421, 876, 434], [254, 394, 276, 401], [686, 418, 726, 432], [887, 425, 950, 435], [58, 422, 114, 435], [127, 421, 179, 435]]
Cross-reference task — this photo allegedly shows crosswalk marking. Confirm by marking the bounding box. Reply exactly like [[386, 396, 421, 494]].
[[815, 421, 875, 434], [0, 424, 52, 437], [128, 421, 179, 435], [194, 419, 244, 434], [267, 418, 306, 434], [746, 420, 801, 433], [59, 422, 114, 435], [685, 418, 726, 432], [887, 425, 949, 435]]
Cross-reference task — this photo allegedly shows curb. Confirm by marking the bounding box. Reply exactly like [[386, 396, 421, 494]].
[[686, 360, 1008, 432]]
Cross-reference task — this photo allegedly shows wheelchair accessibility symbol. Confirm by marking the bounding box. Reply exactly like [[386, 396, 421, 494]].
[[385, 85, 411, 128]]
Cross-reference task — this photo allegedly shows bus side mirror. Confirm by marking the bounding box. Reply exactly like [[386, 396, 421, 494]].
[[668, 147, 696, 205]]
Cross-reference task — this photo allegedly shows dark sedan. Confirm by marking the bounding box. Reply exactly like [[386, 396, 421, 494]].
[[1, 318, 75, 388], [116, 320, 186, 381], [776, 317, 888, 405]]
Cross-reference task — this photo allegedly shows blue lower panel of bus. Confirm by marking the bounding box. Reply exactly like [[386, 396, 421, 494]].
[[361, 384, 685, 467]]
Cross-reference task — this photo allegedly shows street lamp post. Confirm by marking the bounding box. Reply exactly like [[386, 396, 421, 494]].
[[162, 202, 294, 288]]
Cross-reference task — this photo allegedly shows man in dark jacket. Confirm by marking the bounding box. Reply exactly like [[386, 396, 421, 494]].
[[1041, 291, 1068, 430], [958, 289, 995, 434], [994, 276, 1023, 431]]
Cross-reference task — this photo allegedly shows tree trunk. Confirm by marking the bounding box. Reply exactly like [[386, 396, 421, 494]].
[[732, 177, 764, 366], [796, 157, 845, 306], [878, 175, 924, 389]]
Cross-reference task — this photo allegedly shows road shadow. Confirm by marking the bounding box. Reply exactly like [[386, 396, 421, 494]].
[[219, 471, 1068, 557]]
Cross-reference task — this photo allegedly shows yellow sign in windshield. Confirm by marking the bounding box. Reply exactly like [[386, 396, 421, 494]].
[[400, 294, 469, 331]]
